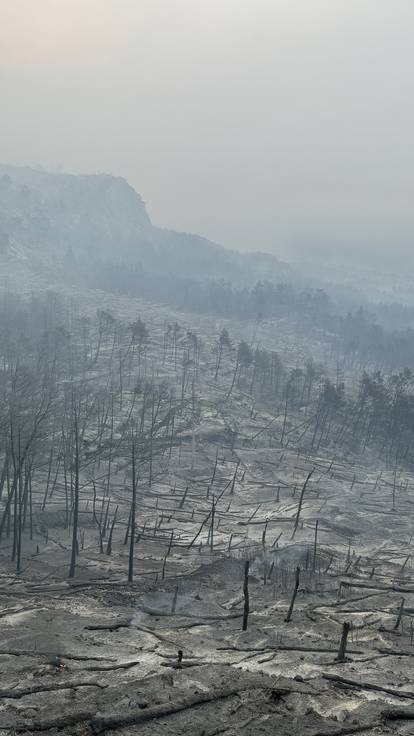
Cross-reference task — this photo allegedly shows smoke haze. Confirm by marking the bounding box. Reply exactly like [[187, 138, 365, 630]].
[[1, 1, 413, 266]]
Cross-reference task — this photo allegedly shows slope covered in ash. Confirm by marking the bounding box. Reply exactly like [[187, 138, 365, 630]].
[[1, 286, 414, 736]]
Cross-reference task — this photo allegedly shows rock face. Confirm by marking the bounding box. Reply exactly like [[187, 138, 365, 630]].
[[0, 165, 151, 261], [0, 164, 290, 286]]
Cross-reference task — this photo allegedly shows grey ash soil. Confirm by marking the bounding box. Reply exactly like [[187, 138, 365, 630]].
[[1, 286, 414, 735]]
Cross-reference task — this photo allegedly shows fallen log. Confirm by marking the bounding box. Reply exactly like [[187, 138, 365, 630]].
[[0, 648, 116, 662], [217, 644, 363, 655], [84, 621, 131, 631], [160, 661, 207, 669], [0, 679, 105, 699], [323, 673, 414, 700], [0, 606, 40, 618], [133, 623, 176, 645], [377, 648, 413, 657], [340, 580, 414, 594], [315, 591, 386, 610], [90, 685, 282, 734], [140, 607, 242, 620], [14, 710, 96, 732], [382, 708, 414, 721], [311, 723, 380, 736], [85, 660, 141, 672]]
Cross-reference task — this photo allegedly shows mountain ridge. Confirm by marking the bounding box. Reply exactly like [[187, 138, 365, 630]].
[[0, 164, 291, 287]]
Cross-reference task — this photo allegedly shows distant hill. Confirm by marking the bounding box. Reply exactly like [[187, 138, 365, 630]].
[[0, 164, 291, 287]]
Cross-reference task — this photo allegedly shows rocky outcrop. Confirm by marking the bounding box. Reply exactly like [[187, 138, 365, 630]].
[[0, 164, 290, 286]]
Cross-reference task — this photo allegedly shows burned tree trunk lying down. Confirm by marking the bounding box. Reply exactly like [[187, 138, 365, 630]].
[[14, 711, 97, 733], [91, 684, 276, 734], [14, 685, 276, 734], [322, 673, 414, 700], [1, 679, 104, 699]]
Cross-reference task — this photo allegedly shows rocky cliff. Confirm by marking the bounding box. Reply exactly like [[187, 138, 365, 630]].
[[0, 164, 290, 287]]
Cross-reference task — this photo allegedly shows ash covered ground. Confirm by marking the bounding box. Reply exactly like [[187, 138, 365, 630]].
[[0, 282, 414, 736]]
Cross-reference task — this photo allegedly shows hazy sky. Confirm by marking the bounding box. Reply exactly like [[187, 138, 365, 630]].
[[1, 0, 414, 264]]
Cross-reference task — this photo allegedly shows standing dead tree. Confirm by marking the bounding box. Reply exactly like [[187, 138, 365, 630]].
[[214, 328, 232, 381], [285, 566, 300, 623], [242, 560, 250, 631], [336, 621, 351, 662], [69, 394, 81, 579], [291, 468, 315, 540], [128, 431, 138, 583], [227, 341, 253, 399], [1, 362, 54, 570]]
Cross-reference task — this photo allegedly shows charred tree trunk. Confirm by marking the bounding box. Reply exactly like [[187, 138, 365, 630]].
[[242, 560, 250, 631], [336, 621, 351, 662], [128, 435, 137, 583], [285, 566, 300, 623], [69, 407, 80, 579]]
